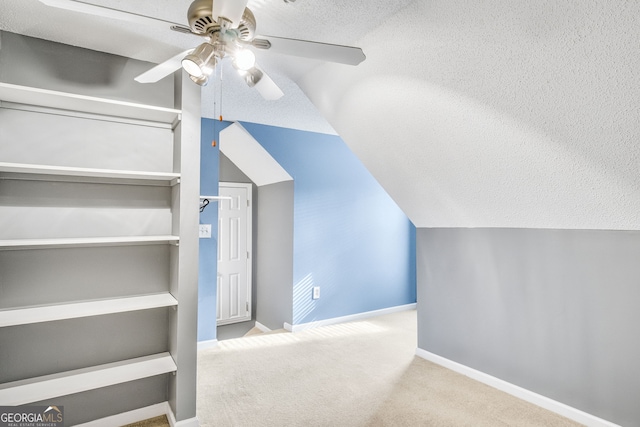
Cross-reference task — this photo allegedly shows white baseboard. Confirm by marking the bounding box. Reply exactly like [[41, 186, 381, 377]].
[[284, 303, 417, 332], [166, 408, 199, 427], [415, 348, 620, 427], [173, 418, 199, 427], [254, 321, 271, 333], [73, 402, 172, 427], [197, 339, 219, 351]]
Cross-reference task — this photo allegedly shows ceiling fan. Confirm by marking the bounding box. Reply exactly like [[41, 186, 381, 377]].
[[38, 0, 366, 100]]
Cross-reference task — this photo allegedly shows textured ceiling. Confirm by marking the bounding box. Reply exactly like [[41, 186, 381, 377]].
[[2, 0, 639, 229], [299, 0, 640, 229]]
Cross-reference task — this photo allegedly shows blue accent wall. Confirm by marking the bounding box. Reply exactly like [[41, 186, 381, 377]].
[[198, 119, 416, 340], [240, 122, 416, 325], [197, 118, 232, 342]]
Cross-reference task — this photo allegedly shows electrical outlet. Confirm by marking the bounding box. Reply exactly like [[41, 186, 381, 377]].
[[199, 224, 212, 238], [312, 286, 320, 300]]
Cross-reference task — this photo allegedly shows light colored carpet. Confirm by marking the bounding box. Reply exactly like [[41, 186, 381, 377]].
[[243, 326, 265, 337], [197, 310, 582, 427]]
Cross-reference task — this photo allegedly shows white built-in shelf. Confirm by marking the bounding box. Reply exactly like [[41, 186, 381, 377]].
[[0, 82, 181, 124], [0, 235, 179, 251], [0, 293, 178, 328], [0, 162, 180, 186], [0, 352, 177, 406]]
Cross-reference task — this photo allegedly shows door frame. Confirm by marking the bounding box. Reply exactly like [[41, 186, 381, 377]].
[[217, 182, 253, 326]]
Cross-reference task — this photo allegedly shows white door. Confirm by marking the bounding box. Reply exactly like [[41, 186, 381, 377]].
[[217, 182, 252, 326]]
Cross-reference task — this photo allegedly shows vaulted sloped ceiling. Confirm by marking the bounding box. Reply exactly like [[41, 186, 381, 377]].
[[1, 0, 638, 230], [298, 0, 640, 229]]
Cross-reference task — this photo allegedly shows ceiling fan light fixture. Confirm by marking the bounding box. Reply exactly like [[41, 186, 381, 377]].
[[182, 57, 204, 78], [233, 49, 256, 71], [189, 74, 209, 86], [238, 67, 264, 88], [182, 42, 218, 78]]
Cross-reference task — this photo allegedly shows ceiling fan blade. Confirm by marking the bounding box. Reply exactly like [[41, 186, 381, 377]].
[[38, 0, 183, 33], [134, 50, 194, 84], [253, 66, 284, 101], [255, 36, 366, 66], [212, 0, 249, 27], [171, 25, 199, 36]]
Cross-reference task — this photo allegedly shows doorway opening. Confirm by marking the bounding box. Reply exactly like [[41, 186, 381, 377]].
[[217, 182, 252, 329]]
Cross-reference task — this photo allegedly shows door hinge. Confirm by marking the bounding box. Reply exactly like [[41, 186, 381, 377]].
[[247, 199, 250, 207], [247, 251, 250, 259], [246, 302, 249, 312]]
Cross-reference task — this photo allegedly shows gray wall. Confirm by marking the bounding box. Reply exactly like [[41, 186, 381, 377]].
[[220, 153, 251, 184], [256, 181, 294, 330], [30, 376, 169, 427], [0, 309, 170, 383], [417, 228, 640, 426], [0, 31, 173, 107]]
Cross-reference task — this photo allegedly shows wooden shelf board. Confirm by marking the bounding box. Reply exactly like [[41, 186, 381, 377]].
[[0, 162, 179, 184], [0, 235, 179, 250], [0, 82, 181, 124], [0, 293, 178, 328], [0, 353, 176, 406]]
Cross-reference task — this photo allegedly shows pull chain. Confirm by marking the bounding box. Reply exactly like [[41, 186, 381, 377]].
[[212, 62, 224, 147], [219, 63, 223, 122], [212, 66, 217, 146]]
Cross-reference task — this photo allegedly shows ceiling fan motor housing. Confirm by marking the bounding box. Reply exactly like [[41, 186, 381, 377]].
[[187, 0, 256, 41]]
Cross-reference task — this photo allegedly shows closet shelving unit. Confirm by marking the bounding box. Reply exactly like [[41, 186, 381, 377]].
[[0, 82, 186, 412], [0, 83, 180, 123], [0, 161, 181, 185], [0, 293, 179, 328], [0, 353, 177, 406]]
